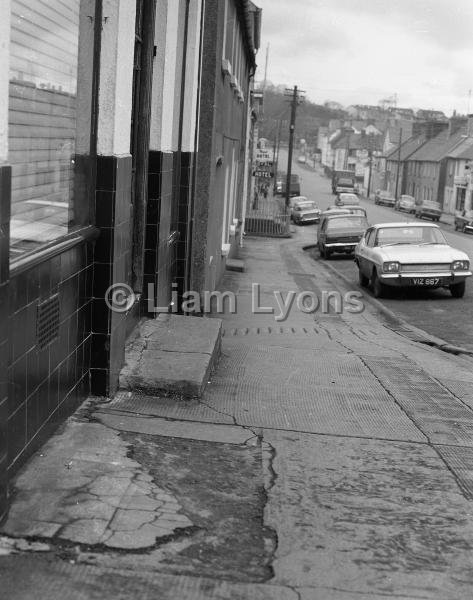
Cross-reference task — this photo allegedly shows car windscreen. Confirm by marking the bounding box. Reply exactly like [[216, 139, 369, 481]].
[[294, 202, 317, 210], [326, 216, 366, 230], [422, 202, 441, 209], [376, 226, 447, 246]]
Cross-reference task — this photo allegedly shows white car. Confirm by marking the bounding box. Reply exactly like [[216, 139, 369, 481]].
[[336, 192, 360, 207], [355, 222, 471, 298]]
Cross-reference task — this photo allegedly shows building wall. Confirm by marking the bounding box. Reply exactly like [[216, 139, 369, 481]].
[[191, 0, 252, 296], [0, 0, 101, 520], [404, 160, 441, 203]]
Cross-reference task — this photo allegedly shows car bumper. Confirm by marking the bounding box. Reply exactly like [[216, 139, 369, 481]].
[[299, 216, 320, 223], [379, 271, 472, 286], [325, 242, 359, 249]]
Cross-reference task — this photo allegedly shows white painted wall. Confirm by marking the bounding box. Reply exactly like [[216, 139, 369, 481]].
[[97, 0, 136, 156], [182, 0, 202, 152], [159, 0, 179, 152], [149, 0, 168, 150], [0, 0, 11, 162]]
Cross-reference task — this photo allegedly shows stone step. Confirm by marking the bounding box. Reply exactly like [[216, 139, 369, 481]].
[[119, 314, 222, 398], [226, 258, 245, 272]]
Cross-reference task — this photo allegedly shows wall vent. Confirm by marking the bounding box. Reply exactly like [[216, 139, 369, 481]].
[[37, 294, 60, 349]]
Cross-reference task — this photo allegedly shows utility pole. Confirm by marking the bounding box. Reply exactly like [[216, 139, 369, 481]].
[[367, 134, 375, 198], [394, 128, 403, 199], [284, 86, 305, 210], [273, 118, 282, 193]]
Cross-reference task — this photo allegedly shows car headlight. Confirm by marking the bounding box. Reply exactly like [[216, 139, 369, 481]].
[[383, 261, 400, 273], [452, 260, 469, 271]]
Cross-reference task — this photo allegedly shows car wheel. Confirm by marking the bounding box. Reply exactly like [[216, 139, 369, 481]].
[[450, 281, 466, 298], [462, 224, 467, 233], [358, 268, 369, 287], [371, 271, 386, 298]]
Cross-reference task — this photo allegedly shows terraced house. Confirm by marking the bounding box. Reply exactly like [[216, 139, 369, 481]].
[[0, 0, 261, 520]]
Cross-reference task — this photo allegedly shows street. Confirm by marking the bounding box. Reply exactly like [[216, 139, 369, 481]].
[[5, 191, 473, 598], [279, 149, 473, 353]]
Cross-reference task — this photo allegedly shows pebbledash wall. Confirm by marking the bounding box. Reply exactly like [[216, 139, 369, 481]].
[[0, 0, 260, 522]]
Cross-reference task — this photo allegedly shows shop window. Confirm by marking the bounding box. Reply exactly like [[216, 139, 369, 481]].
[[8, 0, 95, 259]]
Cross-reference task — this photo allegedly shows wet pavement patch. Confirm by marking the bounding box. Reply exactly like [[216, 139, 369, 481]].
[[120, 431, 277, 582]]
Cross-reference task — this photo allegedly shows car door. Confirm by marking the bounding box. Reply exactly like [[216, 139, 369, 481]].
[[357, 228, 374, 276], [318, 217, 327, 248]]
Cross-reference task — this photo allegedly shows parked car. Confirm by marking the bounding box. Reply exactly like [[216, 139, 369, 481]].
[[394, 195, 416, 213], [318, 213, 368, 259], [335, 192, 360, 207], [374, 191, 395, 207], [288, 195, 308, 208], [354, 222, 471, 298], [454, 210, 473, 234], [415, 200, 441, 221], [297, 156, 306, 164], [325, 205, 367, 218], [291, 199, 321, 225]]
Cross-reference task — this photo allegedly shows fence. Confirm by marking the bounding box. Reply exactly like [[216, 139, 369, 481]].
[[244, 185, 291, 237]]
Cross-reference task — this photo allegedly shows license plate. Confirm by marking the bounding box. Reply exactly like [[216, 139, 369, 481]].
[[412, 277, 440, 286]]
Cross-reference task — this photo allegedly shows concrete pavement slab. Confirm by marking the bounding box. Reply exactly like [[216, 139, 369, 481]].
[[264, 429, 473, 599], [1, 420, 193, 549], [0, 556, 299, 600], [202, 344, 426, 442], [96, 410, 254, 444]]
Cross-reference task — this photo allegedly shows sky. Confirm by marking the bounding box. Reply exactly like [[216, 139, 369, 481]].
[[254, 0, 473, 116]]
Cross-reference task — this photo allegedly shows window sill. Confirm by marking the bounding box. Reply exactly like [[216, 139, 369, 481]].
[[10, 225, 99, 276]]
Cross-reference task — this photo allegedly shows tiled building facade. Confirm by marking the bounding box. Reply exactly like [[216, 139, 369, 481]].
[[0, 0, 260, 521]]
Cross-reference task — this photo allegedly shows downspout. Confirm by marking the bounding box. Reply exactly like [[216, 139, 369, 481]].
[[240, 65, 255, 247]]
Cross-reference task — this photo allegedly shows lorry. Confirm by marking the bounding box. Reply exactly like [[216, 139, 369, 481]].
[[331, 170, 357, 195], [276, 172, 301, 197]]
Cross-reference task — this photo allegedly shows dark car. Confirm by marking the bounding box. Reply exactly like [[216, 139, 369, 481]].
[[374, 191, 395, 207], [454, 210, 473, 233], [415, 200, 441, 222], [317, 213, 368, 259]]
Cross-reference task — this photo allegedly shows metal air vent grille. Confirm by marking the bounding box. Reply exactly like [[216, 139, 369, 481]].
[[37, 294, 60, 348]]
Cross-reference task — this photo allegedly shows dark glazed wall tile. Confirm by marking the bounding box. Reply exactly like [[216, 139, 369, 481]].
[[0, 166, 12, 225], [7, 404, 26, 465], [95, 190, 116, 228], [148, 151, 162, 174], [96, 156, 116, 191]]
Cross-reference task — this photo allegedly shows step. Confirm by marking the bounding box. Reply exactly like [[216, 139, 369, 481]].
[[119, 314, 222, 398]]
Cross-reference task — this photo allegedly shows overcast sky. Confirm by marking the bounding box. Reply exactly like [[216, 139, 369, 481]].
[[255, 0, 473, 116]]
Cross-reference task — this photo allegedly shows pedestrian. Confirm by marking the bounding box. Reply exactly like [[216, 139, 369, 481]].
[[253, 187, 259, 210]]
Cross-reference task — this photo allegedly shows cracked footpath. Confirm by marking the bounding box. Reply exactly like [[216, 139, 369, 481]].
[[4, 236, 473, 599]]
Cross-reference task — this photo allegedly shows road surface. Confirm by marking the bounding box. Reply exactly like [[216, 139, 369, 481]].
[[279, 149, 473, 352]]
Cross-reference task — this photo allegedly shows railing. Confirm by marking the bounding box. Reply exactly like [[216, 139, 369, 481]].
[[245, 187, 291, 237]]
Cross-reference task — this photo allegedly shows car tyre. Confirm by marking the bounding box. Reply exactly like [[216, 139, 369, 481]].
[[450, 281, 466, 298], [358, 268, 369, 287], [371, 271, 386, 298], [462, 224, 467, 233]]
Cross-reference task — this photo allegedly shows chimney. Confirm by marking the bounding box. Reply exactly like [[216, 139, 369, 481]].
[[467, 114, 473, 137]]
